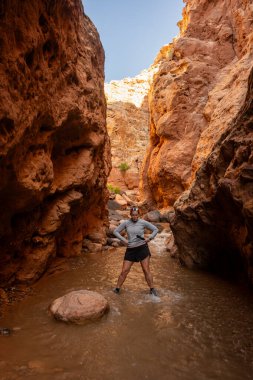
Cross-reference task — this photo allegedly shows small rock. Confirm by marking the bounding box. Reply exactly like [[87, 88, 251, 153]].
[[107, 238, 122, 247], [107, 224, 117, 237], [166, 236, 179, 258], [0, 288, 8, 303], [115, 194, 127, 207], [82, 239, 103, 252], [28, 360, 45, 370], [159, 209, 175, 223], [109, 209, 123, 221], [49, 290, 109, 324], [0, 327, 12, 336], [108, 199, 121, 210], [112, 241, 121, 247], [87, 232, 107, 245], [144, 210, 161, 223], [153, 223, 164, 232]]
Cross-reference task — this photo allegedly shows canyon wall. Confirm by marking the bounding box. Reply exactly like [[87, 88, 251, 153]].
[[141, 0, 252, 208], [105, 67, 158, 191], [140, 0, 253, 282], [171, 0, 253, 282], [0, 0, 110, 287], [171, 67, 253, 281]]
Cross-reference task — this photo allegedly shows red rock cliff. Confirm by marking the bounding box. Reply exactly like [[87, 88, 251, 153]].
[[141, 0, 252, 208], [141, 0, 253, 282], [171, 68, 253, 282], [0, 0, 111, 286], [105, 67, 158, 191]]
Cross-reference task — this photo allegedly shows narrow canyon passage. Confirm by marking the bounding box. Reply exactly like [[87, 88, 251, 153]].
[[0, 1, 253, 379], [1, 241, 253, 380]]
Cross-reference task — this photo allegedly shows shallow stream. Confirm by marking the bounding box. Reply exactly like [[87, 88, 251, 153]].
[[1, 237, 253, 380]]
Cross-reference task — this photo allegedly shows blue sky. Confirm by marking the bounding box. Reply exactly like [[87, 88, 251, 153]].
[[82, 1, 184, 82]]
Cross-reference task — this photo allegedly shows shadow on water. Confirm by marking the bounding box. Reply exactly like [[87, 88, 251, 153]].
[[1, 241, 253, 380]]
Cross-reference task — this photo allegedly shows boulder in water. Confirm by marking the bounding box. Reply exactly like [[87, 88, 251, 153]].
[[49, 290, 109, 324]]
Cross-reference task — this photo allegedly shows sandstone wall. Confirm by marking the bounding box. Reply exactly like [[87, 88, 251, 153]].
[[0, 0, 110, 286], [142, 0, 253, 282], [141, 0, 253, 208], [105, 67, 158, 191], [171, 67, 253, 282]]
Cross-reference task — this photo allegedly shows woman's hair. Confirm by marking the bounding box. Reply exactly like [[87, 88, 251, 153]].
[[130, 206, 139, 214]]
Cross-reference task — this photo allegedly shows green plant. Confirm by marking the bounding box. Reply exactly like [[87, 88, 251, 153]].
[[118, 162, 130, 172], [107, 183, 121, 194]]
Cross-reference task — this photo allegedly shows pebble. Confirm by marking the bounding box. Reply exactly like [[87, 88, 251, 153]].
[[0, 327, 12, 336]]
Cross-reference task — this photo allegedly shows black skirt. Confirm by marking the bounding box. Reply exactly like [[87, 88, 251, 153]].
[[124, 243, 151, 262]]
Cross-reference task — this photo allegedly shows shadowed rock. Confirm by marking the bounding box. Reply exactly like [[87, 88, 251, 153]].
[[0, 0, 111, 287]]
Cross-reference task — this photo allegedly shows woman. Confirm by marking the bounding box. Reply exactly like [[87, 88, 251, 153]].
[[113, 206, 159, 296]]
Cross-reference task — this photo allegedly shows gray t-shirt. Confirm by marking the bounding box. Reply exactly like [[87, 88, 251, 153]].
[[113, 218, 158, 248]]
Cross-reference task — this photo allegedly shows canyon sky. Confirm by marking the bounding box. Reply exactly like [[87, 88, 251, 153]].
[[83, 0, 184, 81]]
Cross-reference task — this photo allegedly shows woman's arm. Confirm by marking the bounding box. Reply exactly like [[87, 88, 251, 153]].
[[113, 221, 128, 245], [143, 220, 158, 242]]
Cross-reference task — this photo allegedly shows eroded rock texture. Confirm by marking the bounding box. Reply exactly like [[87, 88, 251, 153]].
[[166, 0, 253, 282], [0, 0, 110, 286], [141, 0, 253, 208], [171, 68, 253, 282], [105, 67, 157, 190]]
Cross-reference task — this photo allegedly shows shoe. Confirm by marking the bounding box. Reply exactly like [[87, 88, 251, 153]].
[[113, 288, 120, 294], [150, 288, 158, 297]]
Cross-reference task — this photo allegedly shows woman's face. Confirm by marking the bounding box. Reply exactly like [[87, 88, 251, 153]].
[[130, 211, 139, 222]]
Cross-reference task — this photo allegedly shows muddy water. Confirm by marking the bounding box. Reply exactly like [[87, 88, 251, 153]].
[[1, 238, 253, 380]]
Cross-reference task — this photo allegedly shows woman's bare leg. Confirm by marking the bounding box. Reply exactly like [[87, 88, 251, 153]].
[[116, 260, 134, 288], [140, 256, 153, 288]]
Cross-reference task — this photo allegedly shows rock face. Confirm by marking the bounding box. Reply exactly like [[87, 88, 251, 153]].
[[171, 67, 253, 282], [0, 0, 111, 287], [141, 0, 253, 208], [143, 0, 253, 282], [105, 67, 158, 190], [49, 290, 109, 324]]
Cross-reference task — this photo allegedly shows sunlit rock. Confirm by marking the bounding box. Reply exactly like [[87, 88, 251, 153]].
[[105, 67, 158, 191], [49, 290, 109, 324], [156, 0, 253, 283], [141, 0, 253, 209]]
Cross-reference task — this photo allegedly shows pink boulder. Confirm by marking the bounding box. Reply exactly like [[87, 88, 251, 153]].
[[49, 290, 109, 324]]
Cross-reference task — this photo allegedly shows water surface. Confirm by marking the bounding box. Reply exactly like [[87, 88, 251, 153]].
[[1, 239, 253, 380]]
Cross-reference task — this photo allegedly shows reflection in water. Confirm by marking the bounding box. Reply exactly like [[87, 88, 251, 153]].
[[1, 241, 253, 380]]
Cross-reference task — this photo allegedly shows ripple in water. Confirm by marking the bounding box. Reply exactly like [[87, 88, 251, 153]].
[[0, 242, 253, 380]]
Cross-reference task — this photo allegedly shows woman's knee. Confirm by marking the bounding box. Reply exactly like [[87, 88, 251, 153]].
[[121, 268, 130, 277]]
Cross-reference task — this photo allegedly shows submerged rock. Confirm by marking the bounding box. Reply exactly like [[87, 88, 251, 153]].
[[49, 290, 109, 324]]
